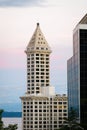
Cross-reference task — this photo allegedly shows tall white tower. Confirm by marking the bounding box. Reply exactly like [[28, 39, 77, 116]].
[[25, 23, 53, 95], [21, 23, 68, 130]]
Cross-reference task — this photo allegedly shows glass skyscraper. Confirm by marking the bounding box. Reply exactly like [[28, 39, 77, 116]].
[[67, 14, 87, 129]]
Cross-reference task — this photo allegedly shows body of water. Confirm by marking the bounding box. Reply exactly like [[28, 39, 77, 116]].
[[2, 118, 22, 130]]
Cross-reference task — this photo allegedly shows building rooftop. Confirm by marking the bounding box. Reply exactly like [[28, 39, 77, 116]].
[[79, 13, 87, 24]]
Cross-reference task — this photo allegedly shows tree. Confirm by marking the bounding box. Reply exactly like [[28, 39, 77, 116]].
[[0, 109, 18, 130], [4, 124, 18, 130], [58, 108, 84, 130], [0, 109, 4, 130]]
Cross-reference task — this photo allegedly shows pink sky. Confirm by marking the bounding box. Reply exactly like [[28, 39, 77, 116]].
[[0, 48, 26, 69], [0, 0, 87, 111]]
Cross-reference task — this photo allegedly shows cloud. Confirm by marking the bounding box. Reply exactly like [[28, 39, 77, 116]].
[[0, 0, 47, 7]]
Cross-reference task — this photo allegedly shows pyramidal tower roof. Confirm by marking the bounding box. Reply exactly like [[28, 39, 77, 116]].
[[26, 23, 51, 53]]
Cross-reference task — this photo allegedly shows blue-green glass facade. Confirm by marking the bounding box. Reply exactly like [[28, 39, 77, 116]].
[[67, 14, 87, 130], [67, 30, 80, 116]]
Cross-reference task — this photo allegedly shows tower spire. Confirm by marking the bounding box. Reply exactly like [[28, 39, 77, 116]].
[[37, 22, 39, 26], [26, 23, 51, 53]]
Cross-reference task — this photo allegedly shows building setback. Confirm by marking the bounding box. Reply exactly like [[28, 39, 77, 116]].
[[67, 14, 87, 129], [21, 23, 67, 130]]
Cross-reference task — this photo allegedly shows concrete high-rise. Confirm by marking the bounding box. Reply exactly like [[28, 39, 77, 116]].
[[21, 23, 68, 130], [67, 14, 87, 129]]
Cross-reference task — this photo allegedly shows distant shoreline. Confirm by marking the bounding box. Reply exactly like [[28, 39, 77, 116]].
[[2, 112, 22, 118]]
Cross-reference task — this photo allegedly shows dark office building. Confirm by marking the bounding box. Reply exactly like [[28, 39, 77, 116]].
[[67, 14, 87, 129]]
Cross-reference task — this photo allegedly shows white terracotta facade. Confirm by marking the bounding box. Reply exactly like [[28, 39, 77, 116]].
[[21, 23, 67, 130]]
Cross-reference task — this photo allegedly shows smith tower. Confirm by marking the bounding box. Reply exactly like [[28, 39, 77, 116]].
[[21, 23, 67, 130], [25, 23, 52, 95]]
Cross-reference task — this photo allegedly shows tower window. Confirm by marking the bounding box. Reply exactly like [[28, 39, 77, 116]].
[[36, 87, 39, 90], [36, 69, 39, 71], [36, 80, 39, 82], [36, 72, 39, 75], [46, 61, 49, 64], [36, 57, 39, 60], [41, 54, 44, 56], [36, 61, 39, 63], [36, 54, 39, 56], [27, 58, 30, 60], [41, 80, 44, 82], [31, 54, 34, 56]]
